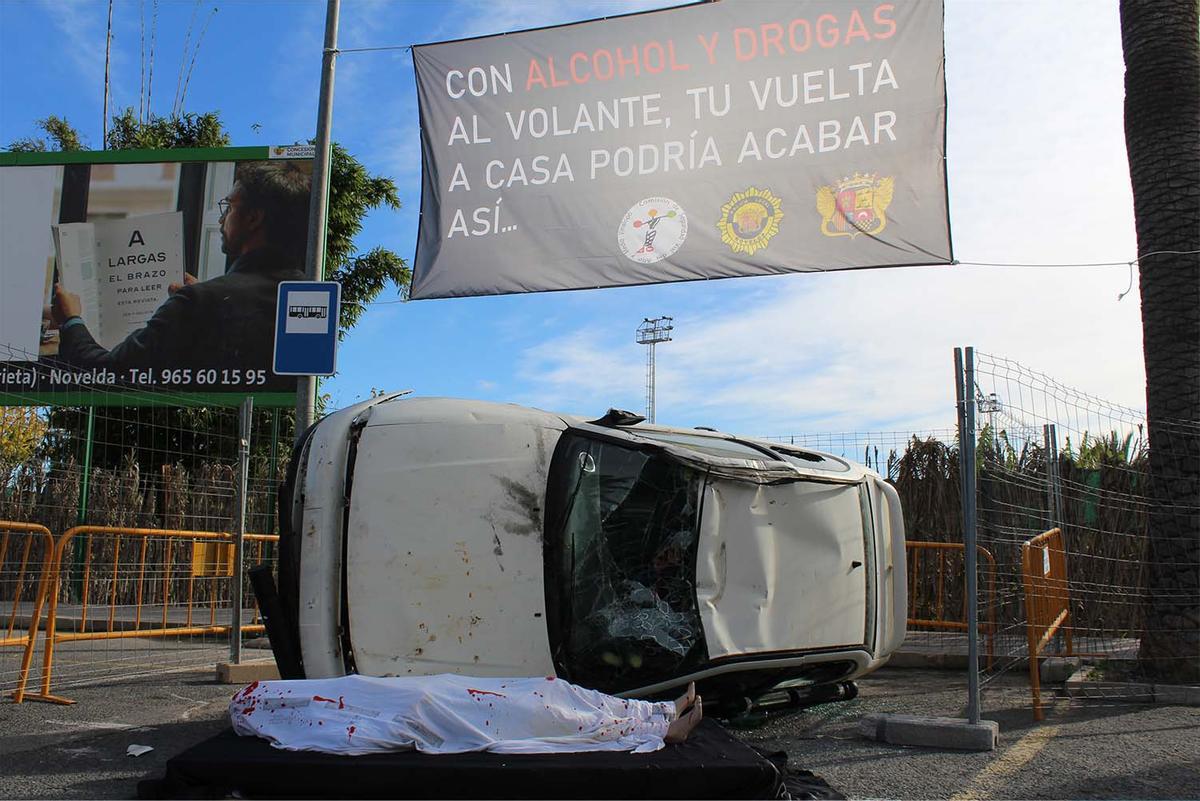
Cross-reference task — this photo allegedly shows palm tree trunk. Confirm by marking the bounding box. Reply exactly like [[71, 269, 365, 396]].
[[1120, 0, 1200, 684]]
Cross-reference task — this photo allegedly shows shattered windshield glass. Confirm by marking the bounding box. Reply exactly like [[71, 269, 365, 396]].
[[551, 434, 707, 692]]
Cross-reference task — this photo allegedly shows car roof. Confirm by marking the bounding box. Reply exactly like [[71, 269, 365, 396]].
[[562, 416, 868, 481], [359, 396, 871, 483]]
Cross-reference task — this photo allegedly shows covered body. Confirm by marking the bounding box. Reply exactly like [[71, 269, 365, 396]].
[[231, 674, 675, 755]]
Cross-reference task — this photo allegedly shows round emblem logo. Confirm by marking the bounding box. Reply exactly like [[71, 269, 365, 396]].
[[617, 197, 688, 264], [717, 187, 783, 256]]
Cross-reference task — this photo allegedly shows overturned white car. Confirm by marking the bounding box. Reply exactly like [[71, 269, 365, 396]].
[[266, 395, 906, 713]]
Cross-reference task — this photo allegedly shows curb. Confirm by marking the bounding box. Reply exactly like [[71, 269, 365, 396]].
[[887, 650, 1013, 670], [887, 651, 972, 670], [1065, 668, 1200, 706], [858, 713, 999, 751]]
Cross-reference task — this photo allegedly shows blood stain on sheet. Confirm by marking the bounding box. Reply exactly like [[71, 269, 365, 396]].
[[313, 695, 338, 704], [347, 725, 356, 739], [467, 688, 506, 699]]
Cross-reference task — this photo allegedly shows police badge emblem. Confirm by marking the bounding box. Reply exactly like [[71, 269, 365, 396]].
[[717, 187, 783, 256]]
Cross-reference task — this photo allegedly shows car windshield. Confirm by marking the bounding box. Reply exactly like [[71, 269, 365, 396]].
[[548, 433, 707, 693]]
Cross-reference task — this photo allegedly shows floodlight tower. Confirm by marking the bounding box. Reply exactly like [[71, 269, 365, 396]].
[[978, 391, 1002, 434], [636, 316, 674, 423]]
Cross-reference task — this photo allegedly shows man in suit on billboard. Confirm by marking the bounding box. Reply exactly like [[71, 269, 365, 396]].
[[51, 161, 310, 391]]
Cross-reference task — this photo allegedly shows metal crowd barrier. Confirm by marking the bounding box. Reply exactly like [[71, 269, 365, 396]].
[[1021, 527, 1072, 720], [1, 521, 56, 703], [10, 525, 277, 705], [904, 540, 997, 668]]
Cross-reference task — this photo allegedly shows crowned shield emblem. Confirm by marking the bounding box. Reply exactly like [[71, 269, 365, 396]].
[[816, 174, 895, 238]]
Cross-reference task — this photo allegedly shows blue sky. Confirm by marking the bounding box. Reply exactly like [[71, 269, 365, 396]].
[[0, 0, 1146, 438]]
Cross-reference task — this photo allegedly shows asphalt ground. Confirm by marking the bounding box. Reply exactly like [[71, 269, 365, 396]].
[[736, 668, 1200, 800], [0, 666, 1197, 800]]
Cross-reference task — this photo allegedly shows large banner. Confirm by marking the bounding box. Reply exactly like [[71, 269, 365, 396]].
[[0, 146, 315, 405], [411, 0, 950, 299]]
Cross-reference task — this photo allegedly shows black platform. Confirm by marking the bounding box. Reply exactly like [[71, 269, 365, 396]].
[[138, 719, 836, 799]]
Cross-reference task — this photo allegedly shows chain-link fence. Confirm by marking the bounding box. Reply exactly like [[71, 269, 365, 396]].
[[967, 348, 1198, 717], [768, 349, 1198, 719]]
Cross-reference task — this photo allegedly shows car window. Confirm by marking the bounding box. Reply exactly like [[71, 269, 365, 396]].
[[549, 434, 707, 693], [772, 444, 852, 473], [630, 429, 780, 461]]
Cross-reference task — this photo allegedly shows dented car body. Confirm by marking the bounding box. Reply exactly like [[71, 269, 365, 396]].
[[275, 394, 906, 706]]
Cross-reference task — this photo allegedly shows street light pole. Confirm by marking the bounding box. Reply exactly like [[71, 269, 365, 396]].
[[636, 317, 674, 423], [296, 0, 340, 443]]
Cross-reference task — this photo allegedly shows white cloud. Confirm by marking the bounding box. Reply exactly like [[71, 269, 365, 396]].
[[516, 327, 647, 416], [35, 0, 132, 127], [37, 0, 106, 94], [513, 264, 1146, 438]]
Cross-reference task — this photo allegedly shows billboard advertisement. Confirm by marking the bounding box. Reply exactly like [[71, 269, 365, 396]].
[[411, 0, 950, 299], [0, 146, 315, 405]]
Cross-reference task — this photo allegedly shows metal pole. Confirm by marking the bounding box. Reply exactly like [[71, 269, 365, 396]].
[[77, 406, 96, 524], [1043, 424, 1055, 529], [102, 0, 113, 147], [648, 341, 656, 423], [231, 396, 253, 664], [963, 347, 981, 724], [295, 0, 340, 443], [267, 408, 280, 555], [73, 406, 97, 601], [954, 347, 966, 509], [1048, 424, 1064, 529]]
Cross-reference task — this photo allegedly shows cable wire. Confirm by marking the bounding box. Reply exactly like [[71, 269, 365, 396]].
[[341, 250, 1199, 308]]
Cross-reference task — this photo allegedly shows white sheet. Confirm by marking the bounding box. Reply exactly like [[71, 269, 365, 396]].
[[230, 674, 675, 755]]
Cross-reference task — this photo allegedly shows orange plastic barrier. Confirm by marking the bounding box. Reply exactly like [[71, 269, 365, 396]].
[[1021, 527, 1072, 720], [19, 526, 277, 705], [904, 540, 996, 669], [1, 521, 56, 703]]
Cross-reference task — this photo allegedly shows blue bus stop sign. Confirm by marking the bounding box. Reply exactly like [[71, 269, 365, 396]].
[[273, 281, 341, 376]]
